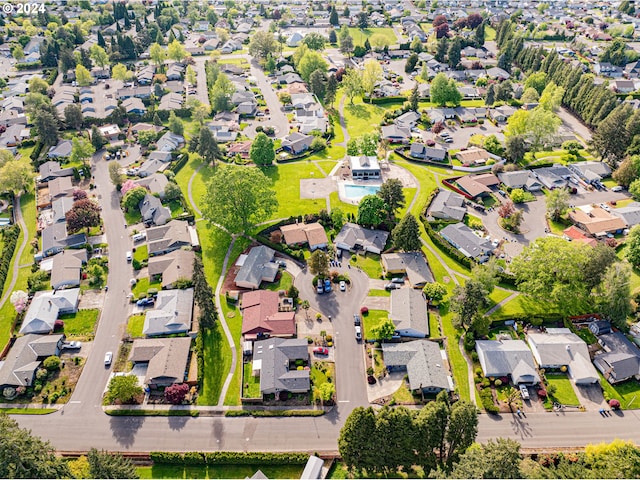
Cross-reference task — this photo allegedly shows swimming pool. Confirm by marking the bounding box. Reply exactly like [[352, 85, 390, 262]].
[[343, 184, 381, 199]]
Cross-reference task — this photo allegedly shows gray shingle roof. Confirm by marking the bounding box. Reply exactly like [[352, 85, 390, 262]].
[[334, 223, 389, 254], [475, 339, 540, 384], [390, 288, 429, 336], [429, 190, 466, 221], [382, 340, 450, 391], [253, 337, 310, 394], [0, 334, 63, 387], [440, 223, 492, 259], [594, 332, 640, 383], [235, 246, 278, 289], [381, 252, 434, 287], [143, 288, 194, 336]]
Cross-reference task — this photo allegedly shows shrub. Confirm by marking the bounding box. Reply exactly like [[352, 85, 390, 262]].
[[609, 398, 621, 409], [164, 383, 190, 404], [360, 306, 369, 315], [537, 389, 547, 398], [494, 379, 502, 387], [43, 355, 61, 371]]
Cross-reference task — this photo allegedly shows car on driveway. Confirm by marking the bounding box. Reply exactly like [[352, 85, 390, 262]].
[[104, 351, 113, 366], [612, 185, 624, 192], [313, 347, 329, 355], [385, 283, 401, 290], [353, 314, 361, 326], [62, 341, 81, 349], [340, 281, 346, 291], [520, 384, 530, 400], [136, 297, 155, 307], [316, 283, 324, 294]]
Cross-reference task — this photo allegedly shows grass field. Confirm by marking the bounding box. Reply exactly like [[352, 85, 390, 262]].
[[133, 244, 148, 263], [329, 192, 358, 216], [349, 252, 382, 279], [264, 270, 293, 292], [59, 309, 100, 338], [368, 289, 390, 297], [599, 375, 640, 410], [545, 373, 580, 407], [127, 314, 145, 338], [348, 27, 398, 47], [131, 277, 162, 299], [242, 361, 261, 399], [362, 309, 388, 340], [262, 162, 327, 219], [343, 98, 391, 139], [137, 464, 304, 479]]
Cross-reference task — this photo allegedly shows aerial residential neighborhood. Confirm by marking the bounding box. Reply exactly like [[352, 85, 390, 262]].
[[5, 0, 640, 478]]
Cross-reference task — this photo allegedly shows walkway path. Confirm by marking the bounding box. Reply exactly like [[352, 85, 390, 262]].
[[485, 291, 520, 317], [187, 164, 204, 218], [337, 95, 350, 146], [459, 336, 477, 406], [0, 195, 27, 312], [216, 236, 239, 406]]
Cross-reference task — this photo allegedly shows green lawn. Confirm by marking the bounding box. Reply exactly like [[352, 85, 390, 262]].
[[59, 309, 99, 338], [127, 314, 145, 338], [242, 361, 261, 399], [137, 465, 304, 479], [599, 375, 640, 410], [368, 289, 390, 297], [349, 252, 383, 279], [262, 162, 327, 219], [124, 209, 142, 226], [391, 157, 439, 217], [348, 27, 398, 46], [362, 309, 389, 340], [174, 155, 212, 218], [131, 277, 162, 299], [489, 294, 560, 320], [429, 312, 440, 338], [545, 373, 580, 407], [343, 98, 393, 139], [485, 25, 497, 41], [133, 244, 148, 263], [264, 270, 293, 292], [486, 289, 513, 311], [329, 192, 358, 216]]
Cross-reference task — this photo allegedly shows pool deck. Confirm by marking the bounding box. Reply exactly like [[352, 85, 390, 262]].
[[337, 179, 383, 205]]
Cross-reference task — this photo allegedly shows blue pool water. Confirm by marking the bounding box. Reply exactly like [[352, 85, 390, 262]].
[[344, 184, 381, 199]]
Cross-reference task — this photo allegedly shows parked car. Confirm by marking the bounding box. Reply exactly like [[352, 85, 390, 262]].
[[313, 347, 329, 355], [136, 297, 155, 307], [324, 279, 332, 293], [498, 190, 507, 197], [612, 185, 624, 192], [317, 283, 324, 294], [355, 325, 362, 341], [62, 341, 81, 349], [104, 351, 113, 366], [132, 232, 146, 242], [126, 251, 132, 262], [520, 384, 530, 400], [384, 283, 401, 290], [339, 280, 346, 291], [391, 277, 405, 284], [354, 314, 361, 326]]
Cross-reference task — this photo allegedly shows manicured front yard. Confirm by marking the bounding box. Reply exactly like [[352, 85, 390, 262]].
[[127, 314, 145, 338], [133, 244, 148, 263], [264, 270, 293, 292], [137, 465, 304, 479], [368, 289, 390, 297], [362, 309, 388, 340], [545, 373, 580, 407], [59, 309, 100, 338], [343, 98, 393, 139], [349, 252, 382, 279], [599, 375, 640, 410], [131, 277, 162, 299]]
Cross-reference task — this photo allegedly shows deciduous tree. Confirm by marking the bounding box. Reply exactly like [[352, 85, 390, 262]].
[[250, 132, 275, 166], [64, 103, 84, 130], [248, 31, 277, 59], [377, 178, 405, 217], [105, 374, 143, 404], [0, 160, 35, 196], [66, 198, 101, 234], [70, 136, 95, 167], [308, 249, 330, 278], [342, 68, 362, 104], [357, 194, 387, 227], [392, 214, 421, 252], [423, 282, 447, 304], [451, 438, 522, 479], [361, 59, 383, 98], [546, 187, 570, 221], [203, 165, 278, 234]]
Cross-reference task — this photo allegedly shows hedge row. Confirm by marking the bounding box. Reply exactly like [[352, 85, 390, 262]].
[[255, 235, 305, 262], [224, 409, 325, 417], [105, 409, 198, 417], [170, 154, 189, 174], [0, 226, 20, 299], [150, 451, 309, 466], [195, 330, 204, 385], [30, 142, 45, 162], [366, 96, 407, 105], [478, 386, 499, 414], [489, 312, 562, 324]]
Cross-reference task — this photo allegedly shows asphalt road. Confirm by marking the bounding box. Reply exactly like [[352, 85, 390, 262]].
[[62, 151, 133, 419], [295, 265, 370, 407]]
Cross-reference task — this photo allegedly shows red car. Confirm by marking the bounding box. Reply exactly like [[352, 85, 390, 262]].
[[313, 347, 329, 355]]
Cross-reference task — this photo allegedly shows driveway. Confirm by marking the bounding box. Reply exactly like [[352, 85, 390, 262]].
[[295, 265, 370, 406]]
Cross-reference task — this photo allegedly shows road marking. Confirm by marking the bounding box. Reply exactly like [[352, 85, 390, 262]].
[[69, 401, 81, 404], [338, 400, 350, 403]]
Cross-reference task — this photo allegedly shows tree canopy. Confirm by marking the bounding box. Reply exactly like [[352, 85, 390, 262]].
[[357, 194, 387, 227], [250, 133, 275, 166], [430, 72, 462, 106], [203, 165, 278, 234]]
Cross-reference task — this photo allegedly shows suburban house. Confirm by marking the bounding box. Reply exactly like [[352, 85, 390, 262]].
[[146, 220, 197, 256], [0, 334, 64, 389], [240, 290, 296, 341], [41, 223, 87, 258], [19, 288, 80, 334], [440, 223, 493, 261], [527, 328, 599, 384], [380, 124, 410, 143], [227, 141, 252, 159], [156, 132, 185, 152], [235, 245, 279, 290], [612, 202, 640, 227], [475, 339, 541, 385], [593, 332, 640, 384], [382, 340, 452, 394], [97, 124, 121, 142], [381, 252, 434, 288], [349, 155, 381, 180], [143, 288, 194, 337], [532, 164, 573, 190], [139, 194, 171, 227], [389, 288, 429, 337], [128, 337, 193, 388], [137, 159, 164, 178], [39, 160, 74, 182], [568, 205, 627, 237], [46, 141, 73, 159], [251, 337, 310, 396], [47, 177, 74, 202], [568, 161, 612, 185], [498, 170, 543, 192], [279, 222, 328, 251], [563, 225, 598, 247], [49, 249, 87, 290], [148, 249, 195, 289], [455, 148, 493, 166], [455, 175, 492, 199], [134, 173, 170, 198], [409, 143, 447, 162], [488, 105, 517, 123], [395, 110, 421, 129], [51, 197, 75, 224], [334, 223, 390, 255], [428, 190, 466, 221], [281, 132, 314, 155], [122, 97, 147, 115]]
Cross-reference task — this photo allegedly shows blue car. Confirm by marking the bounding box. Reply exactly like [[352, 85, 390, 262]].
[[324, 279, 332, 292], [136, 297, 155, 307]]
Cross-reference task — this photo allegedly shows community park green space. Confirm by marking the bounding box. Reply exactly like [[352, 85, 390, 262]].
[[347, 27, 398, 47]]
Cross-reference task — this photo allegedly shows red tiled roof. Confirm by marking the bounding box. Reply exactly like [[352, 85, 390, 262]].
[[241, 290, 295, 338]]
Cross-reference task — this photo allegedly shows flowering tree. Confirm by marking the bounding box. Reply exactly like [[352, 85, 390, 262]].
[[164, 383, 189, 404], [10, 290, 28, 314], [120, 180, 137, 196]]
